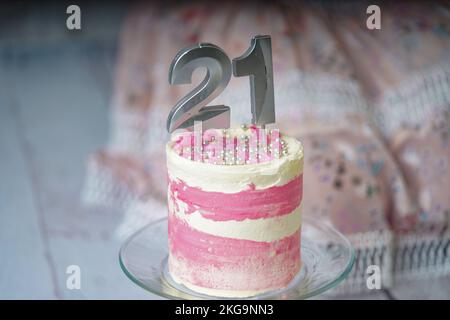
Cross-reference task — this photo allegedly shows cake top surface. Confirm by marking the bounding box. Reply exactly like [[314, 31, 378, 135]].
[[166, 126, 303, 193], [167, 125, 301, 166]]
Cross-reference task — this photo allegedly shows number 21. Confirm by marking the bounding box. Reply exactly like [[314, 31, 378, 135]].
[[167, 35, 275, 133]]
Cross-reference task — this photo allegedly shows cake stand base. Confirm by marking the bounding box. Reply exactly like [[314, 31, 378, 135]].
[[119, 217, 355, 300]]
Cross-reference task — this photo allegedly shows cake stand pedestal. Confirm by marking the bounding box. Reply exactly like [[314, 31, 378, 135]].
[[119, 217, 355, 300]]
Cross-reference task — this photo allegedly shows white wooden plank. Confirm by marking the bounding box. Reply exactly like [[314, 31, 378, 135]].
[[5, 46, 156, 298], [7, 50, 110, 229], [48, 227, 157, 299], [0, 63, 57, 299], [327, 291, 389, 300], [390, 277, 450, 300]]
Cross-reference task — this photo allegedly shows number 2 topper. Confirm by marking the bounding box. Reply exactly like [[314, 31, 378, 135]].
[[166, 36, 275, 133], [167, 43, 231, 133]]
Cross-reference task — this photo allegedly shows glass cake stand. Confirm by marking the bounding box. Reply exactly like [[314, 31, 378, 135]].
[[119, 217, 355, 300]]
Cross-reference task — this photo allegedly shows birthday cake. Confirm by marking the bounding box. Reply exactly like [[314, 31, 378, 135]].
[[166, 126, 304, 297]]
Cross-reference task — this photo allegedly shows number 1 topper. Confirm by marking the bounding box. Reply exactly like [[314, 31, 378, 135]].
[[233, 35, 275, 127]]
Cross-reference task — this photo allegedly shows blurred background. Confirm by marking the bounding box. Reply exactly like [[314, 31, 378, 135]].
[[1, 0, 449, 299]]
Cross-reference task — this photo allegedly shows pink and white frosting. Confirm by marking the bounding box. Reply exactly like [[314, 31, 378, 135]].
[[166, 129, 304, 297]]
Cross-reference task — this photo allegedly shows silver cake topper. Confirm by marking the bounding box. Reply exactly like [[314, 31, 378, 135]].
[[167, 36, 275, 133], [233, 35, 275, 127], [167, 43, 231, 133]]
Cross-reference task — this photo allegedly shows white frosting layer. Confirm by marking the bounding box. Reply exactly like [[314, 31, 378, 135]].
[[170, 272, 268, 298], [166, 130, 303, 193], [169, 195, 302, 242]]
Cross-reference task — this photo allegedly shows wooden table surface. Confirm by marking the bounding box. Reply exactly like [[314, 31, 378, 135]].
[[0, 2, 448, 300]]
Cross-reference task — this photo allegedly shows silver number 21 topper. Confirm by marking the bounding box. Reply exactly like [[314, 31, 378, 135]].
[[167, 35, 275, 133]]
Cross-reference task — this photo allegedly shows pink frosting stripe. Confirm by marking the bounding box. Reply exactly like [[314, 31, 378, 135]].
[[169, 174, 303, 221], [168, 214, 301, 291]]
